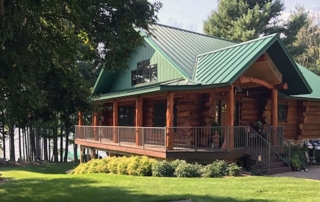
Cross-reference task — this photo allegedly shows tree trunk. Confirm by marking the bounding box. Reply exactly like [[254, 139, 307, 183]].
[[60, 126, 63, 162], [23, 128, 26, 161], [35, 128, 40, 160], [48, 138, 51, 161], [43, 137, 48, 161], [64, 129, 69, 162], [2, 131, 5, 159], [53, 127, 58, 162], [18, 127, 22, 160], [30, 126, 35, 161], [9, 125, 15, 161], [74, 143, 78, 162], [25, 127, 29, 161]]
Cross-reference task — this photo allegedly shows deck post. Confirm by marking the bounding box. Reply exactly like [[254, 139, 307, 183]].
[[78, 111, 83, 139], [227, 85, 235, 150], [113, 100, 118, 143], [80, 146, 84, 163], [271, 88, 278, 145], [135, 97, 143, 146], [92, 110, 98, 141], [166, 92, 174, 150]]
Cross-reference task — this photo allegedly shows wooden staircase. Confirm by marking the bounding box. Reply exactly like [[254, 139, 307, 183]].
[[247, 126, 292, 175]]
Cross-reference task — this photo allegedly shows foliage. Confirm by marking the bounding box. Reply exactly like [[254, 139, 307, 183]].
[[201, 160, 242, 177], [203, 0, 308, 63], [71, 157, 242, 178], [174, 162, 203, 178], [152, 160, 174, 177], [290, 154, 303, 168], [250, 164, 266, 176]]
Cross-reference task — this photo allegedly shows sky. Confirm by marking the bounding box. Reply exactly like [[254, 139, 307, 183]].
[[149, 0, 320, 33]]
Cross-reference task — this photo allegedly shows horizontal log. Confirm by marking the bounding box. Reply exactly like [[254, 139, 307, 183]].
[[301, 130, 320, 136], [306, 106, 320, 113], [205, 101, 216, 107], [304, 117, 320, 124], [303, 111, 320, 116], [303, 101, 320, 107], [241, 111, 258, 116], [299, 124, 320, 131]]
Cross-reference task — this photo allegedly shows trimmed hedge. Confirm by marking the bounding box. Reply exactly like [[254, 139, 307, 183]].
[[71, 156, 242, 178]]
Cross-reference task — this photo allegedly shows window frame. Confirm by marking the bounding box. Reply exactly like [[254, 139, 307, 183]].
[[278, 103, 288, 123], [131, 59, 158, 86]]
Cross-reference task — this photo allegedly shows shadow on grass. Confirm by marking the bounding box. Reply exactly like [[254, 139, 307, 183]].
[[0, 177, 271, 202], [0, 162, 79, 174]]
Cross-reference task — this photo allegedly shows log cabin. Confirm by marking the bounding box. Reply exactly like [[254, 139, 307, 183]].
[[75, 24, 320, 174]]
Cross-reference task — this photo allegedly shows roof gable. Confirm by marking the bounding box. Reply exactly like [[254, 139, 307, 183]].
[[194, 34, 312, 95]]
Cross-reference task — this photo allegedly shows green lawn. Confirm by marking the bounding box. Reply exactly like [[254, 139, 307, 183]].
[[0, 163, 319, 202]]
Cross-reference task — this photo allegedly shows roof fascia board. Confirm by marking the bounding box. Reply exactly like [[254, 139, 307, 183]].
[[91, 68, 105, 95]]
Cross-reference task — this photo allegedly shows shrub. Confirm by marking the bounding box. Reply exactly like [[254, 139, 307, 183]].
[[117, 157, 130, 175], [127, 156, 157, 176], [201, 160, 228, 177], [174, 162, 202, 178], [170, 159, 187, 173], [227, 163, 241, 176], [152, 160, 174, 177], [108, 157, 121, 174], [86, 159, 101, 173]]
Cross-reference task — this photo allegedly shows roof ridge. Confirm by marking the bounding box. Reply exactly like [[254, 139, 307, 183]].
[[152, 23, 237, 44], [196, 33, 278, 58]]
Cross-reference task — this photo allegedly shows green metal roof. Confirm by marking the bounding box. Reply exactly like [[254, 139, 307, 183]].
[[147, 24, 236, 78], [92, 78, 202, 101], [194, 34, 312, 95], [289, 63, 320, 100], [92, 69, 118, 95]]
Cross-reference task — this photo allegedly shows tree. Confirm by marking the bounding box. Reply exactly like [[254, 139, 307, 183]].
[[203, 0, 307, 48], [293, 9, 320, 74], [0, 0, 162, 161]]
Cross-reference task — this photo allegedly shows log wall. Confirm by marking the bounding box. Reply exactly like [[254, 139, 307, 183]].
[[263, 99, 298, 139], [143, 99, 154, 127], [298, 100, 320, 139], [101, 104, 113, 126], [239, 96, 259, 126]]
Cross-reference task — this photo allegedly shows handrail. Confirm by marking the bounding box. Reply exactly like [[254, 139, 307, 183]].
[[267, 126, 291, 167], [246, 125, 270, 173]]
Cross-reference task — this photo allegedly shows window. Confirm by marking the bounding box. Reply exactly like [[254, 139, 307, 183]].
[[154, 102, 166, 127], [118, 106, 135, 126], [278, 104, 287, 122], [131, 59, 158, 86]]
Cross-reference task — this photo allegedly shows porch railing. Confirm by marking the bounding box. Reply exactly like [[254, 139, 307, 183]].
[[267, 126, 291, 167], [170, 126, 248, 150], [75, 125, 167, 149]]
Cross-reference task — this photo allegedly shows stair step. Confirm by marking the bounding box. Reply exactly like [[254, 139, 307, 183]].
[[268, 166, 291, 175], [269, 161, 287, 169]]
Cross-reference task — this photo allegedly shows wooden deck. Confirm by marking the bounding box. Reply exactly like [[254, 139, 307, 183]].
[[75, 138, 248, 163]]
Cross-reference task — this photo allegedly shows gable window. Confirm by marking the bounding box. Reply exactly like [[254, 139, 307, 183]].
[[278, 103, 287, 122], [131, 59, 158, 86]]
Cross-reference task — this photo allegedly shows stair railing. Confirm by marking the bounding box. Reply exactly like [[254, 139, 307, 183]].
[[246, 125, 270, 173], [267, 126, 291, 167]]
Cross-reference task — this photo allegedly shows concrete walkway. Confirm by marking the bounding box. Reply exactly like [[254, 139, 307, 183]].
[[272, 165, 320, 180]]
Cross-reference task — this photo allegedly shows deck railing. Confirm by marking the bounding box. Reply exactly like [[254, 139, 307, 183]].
[[75, 125, 250, 151], [75, 126, 167, 149]]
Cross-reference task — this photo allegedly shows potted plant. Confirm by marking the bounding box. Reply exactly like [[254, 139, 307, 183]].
[[290, 154, 302, 171]]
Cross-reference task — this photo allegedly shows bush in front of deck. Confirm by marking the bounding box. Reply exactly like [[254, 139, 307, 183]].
[[71, 156, 242, 178]]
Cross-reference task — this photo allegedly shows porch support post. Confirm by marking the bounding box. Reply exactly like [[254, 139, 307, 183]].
[[77, 111, 83, 139], [92, 110, 98, 141], [135, 97, 143, 146], [271, 88, 278, 145], [166, 93, 174, 150], [80, 146, 84, 163], [113, 100, 119, 143], [227, 85, 235, 150]]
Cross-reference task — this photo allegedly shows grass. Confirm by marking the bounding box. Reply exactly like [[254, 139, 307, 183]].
[[0, 163, 319, 202]]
